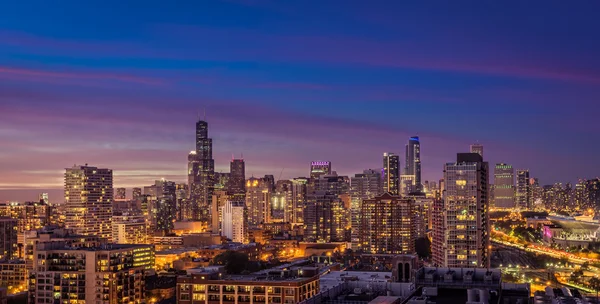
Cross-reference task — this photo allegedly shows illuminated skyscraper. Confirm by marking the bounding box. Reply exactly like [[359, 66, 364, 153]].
[[470, 143, 484, 158], [132, 187, 142, 201], [188, 120, 215, 221], [494, 163, 515, 209], [402, 136, 422, 194], [0, 217, 17, 260], [246, 177, 272, 227], [154, 179, 177, 235], [433, 153, 489, 268], [350, 169, 383, 249], [289, 177, 309, 224], [228, 158, 246, 201], [304, 191, 345, 242], [359, 193, 416, 254], [221, 201, 248, 243], [516, 170, 531, 209], [383, 153, 400, 195], [64, 165, 113, 240], [115, 187, 126, 200]]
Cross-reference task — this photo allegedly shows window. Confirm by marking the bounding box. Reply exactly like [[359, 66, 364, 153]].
[[193, 284, 205, 292], [192, 294, 205, 301]]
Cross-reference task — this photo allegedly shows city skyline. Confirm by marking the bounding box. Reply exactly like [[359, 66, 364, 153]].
[[2, 1, 600, 202]]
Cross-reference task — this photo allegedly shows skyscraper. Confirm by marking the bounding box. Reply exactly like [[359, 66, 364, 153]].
[[350, 169, 383, 249], [402, 136, 422, 194], [64, 165, 113, 240], [0, 217, 17, 260], [289, 177, 309, 224], [303, 191, 345, 243], [494, 163, 515, 209], [470, 143, 484, 158], [433, 153, 489, 268], [221, 201, 248, 243], [115, 187, 126, 200], [516, 170, 531, 210], [383, 153, 400, 195], [228, 158, 246, 201], [155, 180, 177, 234], [132, 187, 142, 201], [310, 161, 332, 179], [39, 193, 49, 204], [188, 120, 215, 221], [245, 177, 272, 227], [360, 193, 416, 254]]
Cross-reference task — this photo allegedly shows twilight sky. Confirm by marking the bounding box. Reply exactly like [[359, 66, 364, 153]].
[[1, 0, 600, 202]]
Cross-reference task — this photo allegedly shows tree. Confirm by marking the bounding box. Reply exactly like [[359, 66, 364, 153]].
[[415, 237, 432, 259], [211, 251, 249, 274]]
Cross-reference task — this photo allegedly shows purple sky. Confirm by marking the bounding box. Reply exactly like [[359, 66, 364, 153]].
[[1, 1, 599, 203]]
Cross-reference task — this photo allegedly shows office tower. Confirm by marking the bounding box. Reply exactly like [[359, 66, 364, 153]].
[[310, 161, 332, 179], [214, 172, 230, 192], [470, 143, 484, 158], [0, 218, 17, 260], [64, 165, 113, 240], [246, 177, 272, 227], [211, 190, 229, 233], [402, 136, 422, 194], [263, 175, 276, 192], [112, 214, 149, 244], [516, 170, 531, 209], [313, 174, 350, 196], [32, 242, 154, 304], [494, 163, 515, 209], [176, 183, 190, 221], [115, 187, 127, 200], [39, 193, 49, 204], [303, 191, 345, 242], [132, 187, 142, 201], [228, 158, 246, 201], [433, 153, 489, 268], [350, 169, 383, 249], [188, 119, 215, 221], [383, 152, 400, 195], [289, 178, 308, 224], [221, 201, 248, 243], [155, 179, 177, 235], [359, 193, 416, 254], [406, 192, 434, 239]]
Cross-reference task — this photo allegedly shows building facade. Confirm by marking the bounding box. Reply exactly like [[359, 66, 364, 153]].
[[246, 177, 272, 227], [112, 214, 149, 244], [303, 191, 345, 243], [349, 169, 383, 250], [516, 169, 531, 210], [433, 153, 490, 268], [0, 218, 17, 260], [359, 193, 416, 254], [64, 165, 113, 240], [221, 201, 247, 244], [383, 153, 400, 195], [228, 159, 246, 202], [470, 144, 484, 158], [494, 163, 515, 209]]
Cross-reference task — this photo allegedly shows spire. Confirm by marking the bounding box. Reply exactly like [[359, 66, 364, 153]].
[[203, 107, 206, 121]]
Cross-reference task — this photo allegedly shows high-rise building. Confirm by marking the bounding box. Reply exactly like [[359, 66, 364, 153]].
[[383, 152, 400, 195], [115, 187, 127, 200], [516, 170, 531, 210], [211, 190, 229, 233], [494, 163, 515, 209], [214, 172, 230, 192], [155, 179, 177, 234], [176, 183, 190, 221], [310, 161, 332, 180], [405, 192, 434, 239], [0, 218, 17, 260], [64, 165, 113, 240], [132, 187, 142, 201], [0, 201, 51, 258], [221, 201, 247, 243], [188, 120, 215, 221], [112, 214, 149, 244], [313, 174, 350, 196], [359, 193, 416, 254], [303, 191, 345, 243], [402, 136, 422, 194], [470, 144, 484, 158], [433, 153, 490, 268], [246, 177, 272, 227], [32, 242, 154, 304], [350, 169, 383, 249], [289, 178, 308, 224], [228, 158, 246, 201]]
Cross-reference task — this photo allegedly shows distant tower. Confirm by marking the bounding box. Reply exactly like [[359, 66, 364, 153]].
[[188, 120, 215, 221], [402, 136, 422, 194], [64, 165, 113, 240], [228, 158, 246, 201], [470, 144, 484, 158], [310, 161, 332, 179], [494, 163, 515, 209], [383, 153, 400, 195], [516, 170, 531, 209]]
